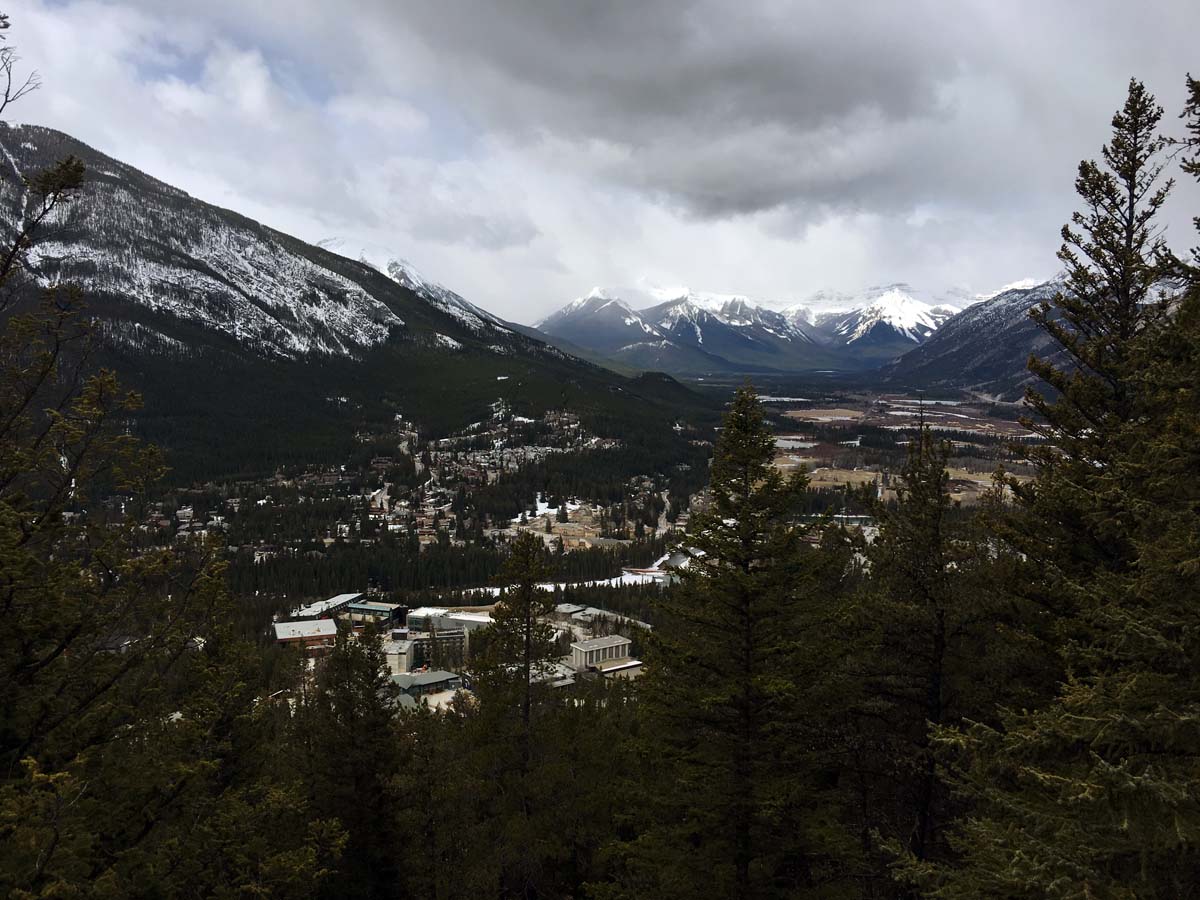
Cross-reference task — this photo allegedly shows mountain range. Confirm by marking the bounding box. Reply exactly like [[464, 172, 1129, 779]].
[[0, 123, 717, 480], [534, 284, 967, 373]]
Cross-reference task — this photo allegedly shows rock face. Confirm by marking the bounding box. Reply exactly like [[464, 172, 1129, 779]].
[[0, 123, 544, 360]]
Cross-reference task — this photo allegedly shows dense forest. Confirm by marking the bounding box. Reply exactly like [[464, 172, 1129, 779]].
[[4, 9, 1200, 896]]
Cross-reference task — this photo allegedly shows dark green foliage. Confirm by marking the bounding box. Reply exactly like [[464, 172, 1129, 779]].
[[8, 12, 1200, 897], [1018, 78, 1172, 607], [0, 24, 333, 894], [899, 79, 1200, 899], [833, 430, 1056, 897], [292, 629, 403, 899], [0, 191, 331, 900], [610, 387, 855, 898]]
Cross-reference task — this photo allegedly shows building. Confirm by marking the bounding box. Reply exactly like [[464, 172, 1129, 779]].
[[345, 600, 404, 625], [290, 592, 361, 620], [392, 670, 463, 698], [391, 670, 464, 711], [535, 660, 578, 689], [408, 627, 467, 669], [571, 634, 633, 671], [406, 606, 493, 635], [273, 619, 338, 656], [383, 634, 416, 675], [592, 656, 643, 679]]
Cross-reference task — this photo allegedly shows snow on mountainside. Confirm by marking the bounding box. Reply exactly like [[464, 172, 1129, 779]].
[[536, 279, 980, 373], [533, 287, 667, 357], [973, 277, 1046, 301], [827, 287, 955, 344], [0, 124, 414, 358], [0, 123, 540, 363], [385, 257, 511, 336], [536, 286, 837, 373], [0, 124, 720, 484]]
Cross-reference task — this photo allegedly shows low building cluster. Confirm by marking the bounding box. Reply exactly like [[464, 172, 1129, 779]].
[[271, 590, 647, 701]]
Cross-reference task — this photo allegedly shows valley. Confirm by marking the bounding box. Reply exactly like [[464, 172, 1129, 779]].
[[749, 388, 1039, 509]]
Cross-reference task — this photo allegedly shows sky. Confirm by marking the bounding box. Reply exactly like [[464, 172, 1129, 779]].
[[8, 0, 1200, 323]]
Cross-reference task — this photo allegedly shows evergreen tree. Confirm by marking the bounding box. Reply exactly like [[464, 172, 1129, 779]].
[[292, 629, 403, 899], [0, 17, 331, 894], [904, 78, 1200, 899], [611, 386, 850, 898], [1014, 78, 1172, 612], [836, 427, 1056, 897], [462, 531, 568, 896]]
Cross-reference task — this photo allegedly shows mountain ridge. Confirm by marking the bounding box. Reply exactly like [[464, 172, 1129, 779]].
[[535, 282, 976, 374]]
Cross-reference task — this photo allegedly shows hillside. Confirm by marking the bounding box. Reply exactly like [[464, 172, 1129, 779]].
[[0, 123, 716, 480], [882, 280, 1063, 398]]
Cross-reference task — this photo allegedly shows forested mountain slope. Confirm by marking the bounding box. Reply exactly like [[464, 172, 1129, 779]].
[[0, 123, 714, 479]]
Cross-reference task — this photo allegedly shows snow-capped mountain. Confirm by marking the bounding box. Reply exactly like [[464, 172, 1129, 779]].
[[536, 287, 835, 373], [817, 285, 957, 358], [536, 282, 963, 373], [883, 279, 1064, 397], [384, 258, 512, 337], [0, 123, 543, 360], [533, 287, 667, 355], [972, 277, 1046, 301]]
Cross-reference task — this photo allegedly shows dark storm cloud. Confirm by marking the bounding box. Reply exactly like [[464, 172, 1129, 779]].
[[355, 0, 1198, 221]]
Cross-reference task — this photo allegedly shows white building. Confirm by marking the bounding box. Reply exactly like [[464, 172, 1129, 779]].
[[571, 634, 633, 671], [272, 619, 338, 656], [406, 606, 493, 634]]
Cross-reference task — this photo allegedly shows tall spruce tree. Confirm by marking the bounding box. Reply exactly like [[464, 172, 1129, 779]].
[[291, 628, 403, 899], [460, 531, 573, 898], [610, 386, 853, 899], [902, 79, 1200, 899], [836, 426, 1057, 898], [1013, 78, 1172, 613]]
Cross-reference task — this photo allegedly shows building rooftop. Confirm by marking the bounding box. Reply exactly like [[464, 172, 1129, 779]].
[[571, 634, 632, 652], [447, 611, 492, 625], [291, 592, 361, 618], [273, 619, 338, 641], [595, 657, 643, 673], [392, 669, 461, 689], [407, 606, 451, 618], [555, 603, 587, 615]]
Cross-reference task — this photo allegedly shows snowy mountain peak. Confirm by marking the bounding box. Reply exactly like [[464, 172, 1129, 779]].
[[384, 257, 431, 293], [385, 258, 509, 335], [535, 288, 637, 328], [974, 277, 1045, 301], [779, 303, 816, 327], [832, 288, 954, 345]]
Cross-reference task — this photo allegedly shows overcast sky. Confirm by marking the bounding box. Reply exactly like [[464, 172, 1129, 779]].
[[10, 1, 1200, 322]]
